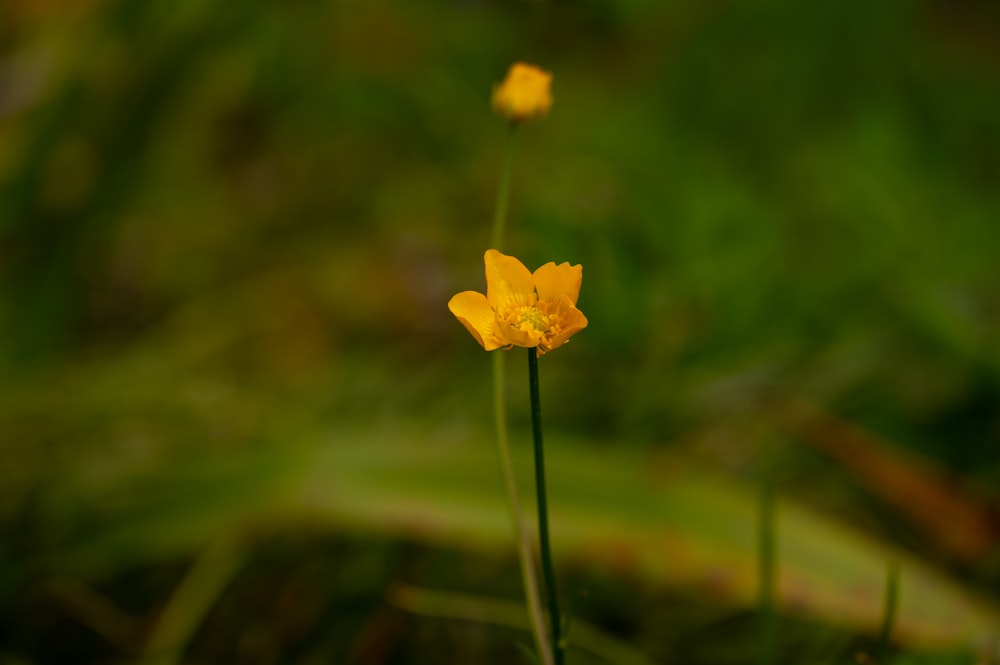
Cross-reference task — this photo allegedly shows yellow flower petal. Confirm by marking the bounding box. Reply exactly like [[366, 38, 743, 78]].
[[449, 250, 586, 355], [533, 261, 582, 307], [485, 249, 536, 312], [448, 290, 508, 351], [541, 299, 588, 354], [502, 322, 546, 349], [492, 62, 553, 123]]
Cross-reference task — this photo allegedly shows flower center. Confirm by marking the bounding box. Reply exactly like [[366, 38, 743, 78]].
[[513, 305, 550, 332]]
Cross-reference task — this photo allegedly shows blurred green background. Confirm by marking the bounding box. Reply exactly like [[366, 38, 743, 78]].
[[2, 0, 1000, 663]]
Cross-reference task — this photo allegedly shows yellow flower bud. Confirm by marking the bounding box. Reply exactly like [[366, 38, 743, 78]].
[[491, 62, 553, 123]]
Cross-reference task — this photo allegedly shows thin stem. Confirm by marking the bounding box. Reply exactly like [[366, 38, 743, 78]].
[[491, 123, 521, 250], [758, 450, 776, 665], [142, 533, 243, 665], [493, 352, 553, 665], [528, 348, 564, 665], [877, 560, 900, 663], [389, 584, 658, 665], [488, 120, 552, 665]]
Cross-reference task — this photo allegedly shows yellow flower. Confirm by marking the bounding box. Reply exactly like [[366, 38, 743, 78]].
[[449, 249, 587, 355], [492, 62, 553, 123]]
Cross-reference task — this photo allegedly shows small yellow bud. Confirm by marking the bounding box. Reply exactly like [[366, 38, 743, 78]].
[[491, 62, 553, 123]]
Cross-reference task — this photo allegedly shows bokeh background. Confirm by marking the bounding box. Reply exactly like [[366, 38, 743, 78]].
[[2, 1, 1000, 663]]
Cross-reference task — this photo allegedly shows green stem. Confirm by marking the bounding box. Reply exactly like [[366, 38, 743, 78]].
[[493, 352, 553, 665], [489, 120, 552, 665], [528, 348, 564, 665], [877, 560, 900, 663], [491, 123, 520, 250], [142, 533, 243, 665], [389, 584, 658, 665], [758, 452, 776, 665]]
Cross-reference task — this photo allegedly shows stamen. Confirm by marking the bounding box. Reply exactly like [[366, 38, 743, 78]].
[[517, 306, 550, 331]]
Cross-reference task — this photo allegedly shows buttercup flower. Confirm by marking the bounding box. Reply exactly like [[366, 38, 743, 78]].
[[449, 250, 587, 356], [492, 62, 553, 123]]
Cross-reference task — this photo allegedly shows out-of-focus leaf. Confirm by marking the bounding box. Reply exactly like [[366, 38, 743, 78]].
[[768, 394, 998, 563], [28, 426, 1000, 652]]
